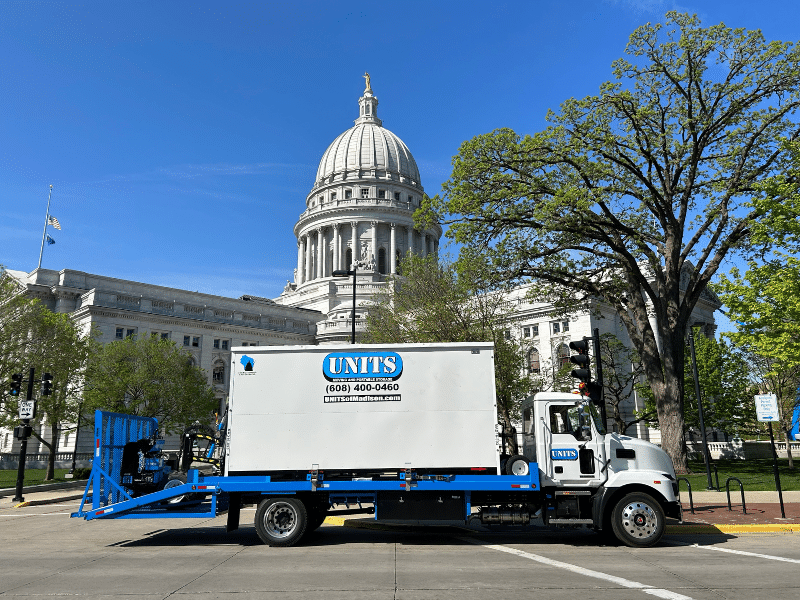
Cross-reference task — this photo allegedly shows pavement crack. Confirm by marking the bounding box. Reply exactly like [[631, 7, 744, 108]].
[[161, 545, 249, 600], [623, 547, 729, 600]]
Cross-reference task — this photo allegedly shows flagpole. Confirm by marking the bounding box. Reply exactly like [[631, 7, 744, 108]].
[[37, 185, 53, 270]]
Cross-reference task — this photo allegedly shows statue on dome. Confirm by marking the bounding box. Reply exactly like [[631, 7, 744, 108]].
[[363, 72, 372, 93]]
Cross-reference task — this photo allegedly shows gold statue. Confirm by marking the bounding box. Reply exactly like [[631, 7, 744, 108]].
[[363, 72, 372, 92]]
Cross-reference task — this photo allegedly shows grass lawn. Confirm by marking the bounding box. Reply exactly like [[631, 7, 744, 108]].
[[682, 458, 800, 492], [0, 468, 88, 488]]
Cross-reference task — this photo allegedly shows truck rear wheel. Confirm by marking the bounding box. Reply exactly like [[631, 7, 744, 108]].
[[255, 497, 308, 547], [610, 492, 664, 548]]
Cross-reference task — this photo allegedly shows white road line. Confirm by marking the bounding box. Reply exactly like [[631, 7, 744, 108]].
[[459, 537, 694, 600], [669, 541, 800, 564], [0, 512, 70, 517]]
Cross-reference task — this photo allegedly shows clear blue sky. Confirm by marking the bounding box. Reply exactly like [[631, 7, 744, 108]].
[[1, 0, 796, 316]]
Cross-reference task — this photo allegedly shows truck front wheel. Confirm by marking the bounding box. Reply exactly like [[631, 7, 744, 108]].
[[610, 492, 664, 548], [255, 497, 308, 547]]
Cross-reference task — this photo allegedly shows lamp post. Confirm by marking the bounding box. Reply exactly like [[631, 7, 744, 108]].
[[333, 267, 357, 344]]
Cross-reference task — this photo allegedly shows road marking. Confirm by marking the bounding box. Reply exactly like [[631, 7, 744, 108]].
[[667, 541, 800, 564], [459, 537, 694, 600], [0, 512, 70, 517]]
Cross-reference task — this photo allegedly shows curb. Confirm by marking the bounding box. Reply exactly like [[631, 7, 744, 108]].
[[325, 517, 800, 536], [12, 493, 87, 508]]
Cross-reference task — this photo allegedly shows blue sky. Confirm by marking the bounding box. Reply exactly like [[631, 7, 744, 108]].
[[1, 1, 796, 329]]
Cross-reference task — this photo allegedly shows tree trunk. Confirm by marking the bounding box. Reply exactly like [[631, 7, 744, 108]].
[[46, 426, 58, 481], [650, 354, 689, 475], [501, 409, 519, 455]]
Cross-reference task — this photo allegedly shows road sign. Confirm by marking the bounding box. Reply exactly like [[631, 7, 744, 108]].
[[18, 400, 35, 420], [755, 393, 779, 422]]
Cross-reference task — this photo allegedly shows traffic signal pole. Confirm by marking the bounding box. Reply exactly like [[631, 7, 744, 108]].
[[12, 367, 35, 503]]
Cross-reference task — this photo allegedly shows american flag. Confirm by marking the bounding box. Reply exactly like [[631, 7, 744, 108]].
[[48, 216, 61, 230]]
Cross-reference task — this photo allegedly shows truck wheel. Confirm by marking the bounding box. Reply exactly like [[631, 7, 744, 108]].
[[610, 492, 664, 548], [163, 472, 188, 504], [255, 497, 308, 547], [505, 455, 530, 476]]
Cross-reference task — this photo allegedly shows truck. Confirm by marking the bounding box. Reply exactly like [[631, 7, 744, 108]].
[[71, 342, 682, 548]]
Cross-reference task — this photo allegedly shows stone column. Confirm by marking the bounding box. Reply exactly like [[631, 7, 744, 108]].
[[296, 238, 304, 285], [371, 221, 378, 267], [317, 228, 324, 279], [304, 232, 312, 282], [407, 225, 414, 255], [389, 223, 397, 274], [351, 221, 359, 267], [333, 223, 340, 272], [422, 233, 428, 257]]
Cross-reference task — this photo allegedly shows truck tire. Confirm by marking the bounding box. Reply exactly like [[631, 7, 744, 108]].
[[163, 472, 188, 504], [255, 497, 308, 547], [610, 492, 664, 548], [505, 455, 530, 476]]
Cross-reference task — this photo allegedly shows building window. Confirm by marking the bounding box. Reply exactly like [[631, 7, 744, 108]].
[[331, 192, 337, 200], [552, 322, 560, 334], [562, 320, 569, 332], [213, 339, 219, 349], [557, 343, 571, 369], [345, 189, 352, 199], [212, 361, 225, 384], [161, 332, 169, 340], [394, 191, 401, 201], [361, 188, 369, 198], [532, 324, 539, 337], [408, 195, 414, 205], [528, 348, 541, 374], [378, 189, 386, 199], [126, 328, 136, 338], [222, 340, 229, 350], [503, 330, 511, 340], [523, 327, 531, 338], [192, 336, 200, 347], [116, 327, 124, 339], [378, 248, 386, 274], [241, 341, 258, 347], [346, 248, 353, 269], [214, 339, 230, 350], [183, 335, 190, 346]]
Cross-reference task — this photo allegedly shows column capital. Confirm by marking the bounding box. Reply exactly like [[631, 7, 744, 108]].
[[390, 222, 396, 229], [332, 222, 340, 231]]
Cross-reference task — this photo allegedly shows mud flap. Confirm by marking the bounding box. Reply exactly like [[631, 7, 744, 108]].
[[226, 493, 241, 532]]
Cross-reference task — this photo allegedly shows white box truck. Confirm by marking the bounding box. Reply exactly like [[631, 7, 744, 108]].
[[72, 342, 682, 548]]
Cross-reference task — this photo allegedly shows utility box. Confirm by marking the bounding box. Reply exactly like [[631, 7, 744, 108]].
[[226, 342, 500, 474]]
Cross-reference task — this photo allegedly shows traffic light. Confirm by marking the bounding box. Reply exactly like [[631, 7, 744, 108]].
[[569, 339, 591, 384], [9, 373, 22, 397], [41, 372, 53, 396]]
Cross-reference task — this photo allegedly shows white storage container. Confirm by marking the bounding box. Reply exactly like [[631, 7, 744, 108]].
[[226, 342, 500, 473]]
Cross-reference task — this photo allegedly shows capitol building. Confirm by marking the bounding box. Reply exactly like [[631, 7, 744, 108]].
[[1, 76, 720, 460]]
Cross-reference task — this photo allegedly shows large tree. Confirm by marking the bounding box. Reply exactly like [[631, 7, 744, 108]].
[[421, 13, 800, 472], [84, 335, 217, 435], [1, 269, 93, 479], [364, 253, 533, 454]]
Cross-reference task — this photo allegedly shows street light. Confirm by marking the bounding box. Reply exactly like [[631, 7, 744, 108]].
[[332, 267, 357, 344]]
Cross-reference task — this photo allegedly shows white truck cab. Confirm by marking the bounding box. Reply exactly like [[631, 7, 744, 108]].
[[520, 392, 681, 545]]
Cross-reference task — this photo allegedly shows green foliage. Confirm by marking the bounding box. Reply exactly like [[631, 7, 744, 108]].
[[84, 335, 217, 435], [364, 253, 533, 452], [1, 268, 93, 480], [597, 333, 653, 435], [419, 12, 800, 473]]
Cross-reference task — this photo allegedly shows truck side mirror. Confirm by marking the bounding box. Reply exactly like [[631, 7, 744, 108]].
[[577, 403, 592, 441]]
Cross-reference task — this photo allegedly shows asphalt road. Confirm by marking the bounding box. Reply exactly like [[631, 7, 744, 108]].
[[3, 500, 800, 599]]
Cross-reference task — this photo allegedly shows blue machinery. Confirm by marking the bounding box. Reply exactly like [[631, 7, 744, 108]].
[[71, 410, 541, 528]]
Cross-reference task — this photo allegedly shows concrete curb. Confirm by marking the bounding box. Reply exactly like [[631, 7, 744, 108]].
[[325, 516, 800, 536], [12, 494, 87, 508], [0, 480, 87, 498]]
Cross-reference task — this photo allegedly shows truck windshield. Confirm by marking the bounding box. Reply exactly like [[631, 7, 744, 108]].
[[589, 402, 606, 435]]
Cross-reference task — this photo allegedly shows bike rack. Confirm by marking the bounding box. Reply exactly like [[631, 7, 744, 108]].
[[677, 477, 694, 514], [725, 477, 746, 514]]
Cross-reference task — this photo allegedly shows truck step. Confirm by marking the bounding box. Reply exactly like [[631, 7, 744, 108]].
[[548, 518, 594, 524]]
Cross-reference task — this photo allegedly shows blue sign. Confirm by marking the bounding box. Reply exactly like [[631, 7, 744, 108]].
[[323, 351, 403, 381], [551, 448, 579, 461], [240, 355, 255, 372]]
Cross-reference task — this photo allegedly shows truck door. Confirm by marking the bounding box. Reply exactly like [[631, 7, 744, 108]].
[[539, 402, 605, 487]]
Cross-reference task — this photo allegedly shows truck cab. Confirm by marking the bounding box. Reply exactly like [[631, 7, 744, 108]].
[[521, 392, 682, 545]]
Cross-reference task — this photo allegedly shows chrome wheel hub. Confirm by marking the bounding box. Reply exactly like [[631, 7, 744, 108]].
[[264, 503, 297, 538], [620, 501, 658, 539]]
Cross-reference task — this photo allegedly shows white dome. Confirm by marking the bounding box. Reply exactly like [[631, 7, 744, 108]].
[[314, 84, 421, 188], [316, 123, 421, 186]]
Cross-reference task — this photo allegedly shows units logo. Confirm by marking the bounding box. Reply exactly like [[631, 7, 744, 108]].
[[551, 448, 579, 461], [323, 351, 403, 381]]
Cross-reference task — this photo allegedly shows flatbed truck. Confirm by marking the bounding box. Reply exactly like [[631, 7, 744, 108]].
[[72, 342, 681, 547]]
